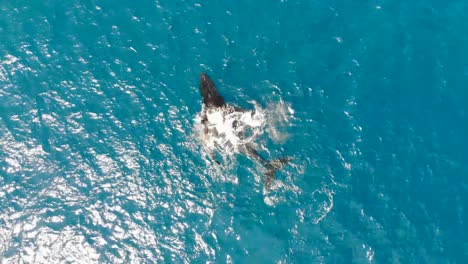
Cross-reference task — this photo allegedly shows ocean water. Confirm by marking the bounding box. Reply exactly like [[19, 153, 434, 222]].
[[1, 0, 467, 263]]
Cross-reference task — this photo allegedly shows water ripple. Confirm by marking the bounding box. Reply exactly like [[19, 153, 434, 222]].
[[1, 0, 466, 263]]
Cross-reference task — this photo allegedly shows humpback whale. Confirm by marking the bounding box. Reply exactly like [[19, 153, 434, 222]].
[[197, 72, 291, 190]]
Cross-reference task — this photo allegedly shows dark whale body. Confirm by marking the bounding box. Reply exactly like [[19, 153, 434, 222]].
[[198, 73, 290, 190]]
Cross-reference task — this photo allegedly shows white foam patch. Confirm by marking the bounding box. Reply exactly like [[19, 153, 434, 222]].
[[194, 102, 266, 157]]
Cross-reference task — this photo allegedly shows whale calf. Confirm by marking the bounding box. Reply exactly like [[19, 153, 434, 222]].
[[197, 72, 290, 190]]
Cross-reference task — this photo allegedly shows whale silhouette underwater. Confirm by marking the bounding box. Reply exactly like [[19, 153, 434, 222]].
[[195, 73, 291, 190]]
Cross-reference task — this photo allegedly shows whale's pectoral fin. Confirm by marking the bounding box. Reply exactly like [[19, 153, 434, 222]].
[[264, 157, 292, 190]]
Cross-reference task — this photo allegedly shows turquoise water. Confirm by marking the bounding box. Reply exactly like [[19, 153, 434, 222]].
[[1, 0, 467, 263]]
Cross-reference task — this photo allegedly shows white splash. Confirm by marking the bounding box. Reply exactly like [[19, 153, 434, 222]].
[[194, 102, 266, 157]]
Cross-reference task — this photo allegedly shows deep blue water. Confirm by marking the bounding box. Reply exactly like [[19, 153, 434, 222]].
[[1, 0, 467, 263]]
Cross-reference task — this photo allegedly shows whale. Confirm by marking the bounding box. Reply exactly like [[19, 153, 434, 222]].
[[198, 72, 290, 190]]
